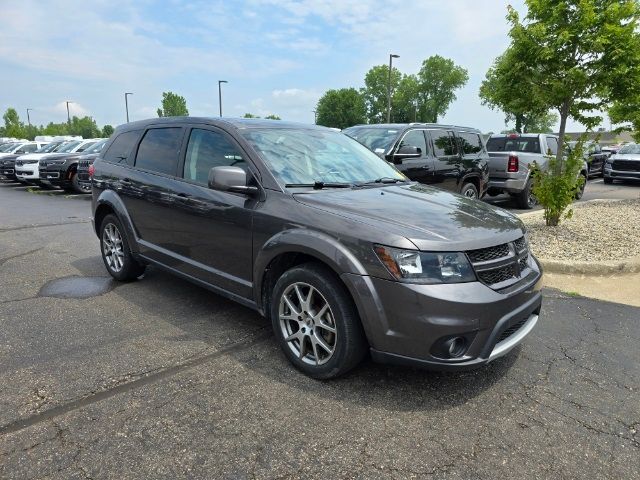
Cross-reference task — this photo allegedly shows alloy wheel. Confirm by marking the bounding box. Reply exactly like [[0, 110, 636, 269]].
[[102, 223, 125, 272], [463, 188, 477, 199], [278, 282, 337, 366]]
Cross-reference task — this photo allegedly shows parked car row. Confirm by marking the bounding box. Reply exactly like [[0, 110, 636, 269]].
[[0, 136, 106, 193]]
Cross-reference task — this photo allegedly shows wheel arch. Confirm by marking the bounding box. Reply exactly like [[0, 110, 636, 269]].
[[93, 190, 140, 254]]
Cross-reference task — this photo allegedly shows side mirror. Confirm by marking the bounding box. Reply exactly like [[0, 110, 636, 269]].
[[208, 166, 258, 195], [393, 145, 421, 163]]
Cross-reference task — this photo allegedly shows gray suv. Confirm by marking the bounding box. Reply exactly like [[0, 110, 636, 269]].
[[91, 117, 543, 379]]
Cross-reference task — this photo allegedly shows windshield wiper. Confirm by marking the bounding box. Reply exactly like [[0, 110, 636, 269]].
[[285, 181, 353, 190], [355, 177, 406, 186]]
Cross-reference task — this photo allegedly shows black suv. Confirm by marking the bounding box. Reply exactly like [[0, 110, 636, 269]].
[[91, 118, 542, 379], [40, 139, 107, 193], [343, 124, 489, 198]]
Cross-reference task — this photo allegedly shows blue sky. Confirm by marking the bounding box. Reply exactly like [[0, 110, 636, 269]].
[[0, 0, 593, 132]]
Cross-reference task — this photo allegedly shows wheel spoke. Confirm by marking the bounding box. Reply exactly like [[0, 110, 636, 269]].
[[294, 284, 308, 311], [316, 319, 336, 334], [314, 333, 333, 355], [311, 339, 320, 365], [283, 295, 300, 316], [284, 330, 302, 343], [298, 337, 307, 359]]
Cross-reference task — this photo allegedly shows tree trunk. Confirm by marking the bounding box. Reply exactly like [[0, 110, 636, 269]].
[[516, 114, 523, 133], [555, 100, 570, 175]]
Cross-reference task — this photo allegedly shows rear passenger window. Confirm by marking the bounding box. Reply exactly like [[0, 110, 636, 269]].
[[183, 128, 245, 185], [430, 130, 457, 156], [103, 130, 142, 165], [23, 144, 38, 153], [398, 130, 427, 156], [135, 128, 183, 175], [457, 132, 483, 155]]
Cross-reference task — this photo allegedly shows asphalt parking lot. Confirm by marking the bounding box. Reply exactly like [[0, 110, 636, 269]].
[[0, 179, 639, 479]]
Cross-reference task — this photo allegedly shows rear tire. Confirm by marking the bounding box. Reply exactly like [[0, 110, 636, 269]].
[[270, 263, 367, 379], [514, 179, 536, 209], [69, 171, 89, 194], [460, 182, 479, 199], [604, 177, 613, 184], [99, 214, 146, 281]]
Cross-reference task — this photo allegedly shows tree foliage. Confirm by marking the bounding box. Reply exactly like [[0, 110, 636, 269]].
[[102, 125, 114, 137], [2, 108, 24, 138], [264, 114, 281, 120], [157, 91, 189, 117], [416, 55, 468, 123], [315, 88, 366, 129], [1, 107, 110, 140], [362, 65, 402, 124]]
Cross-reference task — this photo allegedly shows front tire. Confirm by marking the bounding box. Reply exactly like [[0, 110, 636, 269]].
[[270, 263, 367, 379], [99, 214, 145, 281]]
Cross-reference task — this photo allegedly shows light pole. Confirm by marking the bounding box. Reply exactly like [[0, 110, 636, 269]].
[[125, 92, 133, 123], [386, 54, 400, 123], [26, 108, 33, 127], [312, 110, 317, 124], [65, 101, 73, 124], [218, 80, 228, 117]]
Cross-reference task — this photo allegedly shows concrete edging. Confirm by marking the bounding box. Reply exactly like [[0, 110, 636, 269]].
[[538, 255, 640, 275]]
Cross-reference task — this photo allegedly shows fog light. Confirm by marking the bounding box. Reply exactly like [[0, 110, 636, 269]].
[[444, 337, 467, 358]]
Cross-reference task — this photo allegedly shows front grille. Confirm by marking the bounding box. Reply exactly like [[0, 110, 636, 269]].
[[613, 160, 640, 172], [478, 266, 516, 285], [496, 317, 529, 343], [466, 236, 532, 291], [467, 243, 510, 263]]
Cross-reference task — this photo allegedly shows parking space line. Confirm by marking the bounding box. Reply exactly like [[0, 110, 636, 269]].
[[0, 328, 272, 437]]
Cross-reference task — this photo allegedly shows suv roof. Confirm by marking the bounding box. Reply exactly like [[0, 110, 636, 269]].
[[489, 133, 558, 138], [346, 123, 482, 134], [115, 117, 327, 134]]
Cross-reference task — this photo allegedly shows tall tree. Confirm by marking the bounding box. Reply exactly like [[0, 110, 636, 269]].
[[479, 48, 551, 133], [102, 125, 114, 137], [392, 74, 419, 123], [416, 55, 468, 123], [502, 0, 640, 166], [68, 116, 100, 138], [157, 91, 189, 117], [362, 65, 402, 124], [264, 114, 281, 120], [243, 113, 260, 118], [316, 88, 366, 130], [2, 108, 26, 138]]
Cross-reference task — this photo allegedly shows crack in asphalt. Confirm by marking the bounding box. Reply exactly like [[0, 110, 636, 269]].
[[0, 328, 272, 438], [0, 220, 90, 233], [0, 248, 43, 268]]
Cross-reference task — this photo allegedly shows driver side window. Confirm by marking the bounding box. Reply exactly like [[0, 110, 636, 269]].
[[183, 128, 246, 186], [398, 130, 427, 156]]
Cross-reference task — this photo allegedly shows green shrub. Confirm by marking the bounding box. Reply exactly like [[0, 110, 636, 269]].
[[531, 140, 585, 226]]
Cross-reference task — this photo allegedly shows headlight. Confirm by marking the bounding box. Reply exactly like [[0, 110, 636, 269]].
[[374, 245, 476, 284]]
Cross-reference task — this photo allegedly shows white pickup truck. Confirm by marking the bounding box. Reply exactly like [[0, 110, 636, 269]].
[[485, 133, 588, 209]]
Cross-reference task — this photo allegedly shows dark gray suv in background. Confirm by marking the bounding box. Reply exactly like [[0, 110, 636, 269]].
[[91, 118, 542, 379]]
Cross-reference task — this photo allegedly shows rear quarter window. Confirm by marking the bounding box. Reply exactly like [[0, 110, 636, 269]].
[[102, 130, 142, 165], [134, 127, 183, 176], [457, 132, 483, 155]]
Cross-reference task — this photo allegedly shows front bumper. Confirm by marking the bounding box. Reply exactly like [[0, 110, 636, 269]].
[[15, 165, 40, 180], [341, 262, 543, 370], [39, 164, 69, 186], [605, 167, 640, 181]]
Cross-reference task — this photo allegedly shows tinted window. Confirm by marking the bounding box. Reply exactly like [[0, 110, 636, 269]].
[[457, 132, 483, 155], [103, 131, 142, 165], [183, 129, 246, 185], [398, 130, 427, 156], [430, 130, 457, 156], [22, 144, 38, 153], [76, 141, 97, 152], [486, 136, 541, 153], [135, 128, 182, 175], [546, 137, 559, 156]]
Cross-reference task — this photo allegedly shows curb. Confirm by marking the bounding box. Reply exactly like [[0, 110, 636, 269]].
[[538, 255, 640, 275]]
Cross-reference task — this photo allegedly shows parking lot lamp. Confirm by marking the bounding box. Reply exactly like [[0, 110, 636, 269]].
[[26, 108, 33, 127], [218, 80, 228, 117], [125, 93, 133, 123], [65, 101, 73, 124], [387, 54, 400, 123]]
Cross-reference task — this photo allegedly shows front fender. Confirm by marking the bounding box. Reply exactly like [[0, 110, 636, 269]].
[[95, 189, 140, 254], [253, 228, 369, 308]]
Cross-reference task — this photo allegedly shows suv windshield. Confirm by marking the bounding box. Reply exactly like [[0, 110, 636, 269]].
[[618, 144, 640, 154], [242, 128, 406, 187], [83, 139, 107, 154], [56, 141, 81, 153], [0, 143, 18, 152], [36, 142, 62, 153], [486, 136, 541, 153], [342, 127, 399, 154]]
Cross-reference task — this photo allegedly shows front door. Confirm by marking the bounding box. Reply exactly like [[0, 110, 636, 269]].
[[393, 129, 435, 184], [168, 126, 257, 298]]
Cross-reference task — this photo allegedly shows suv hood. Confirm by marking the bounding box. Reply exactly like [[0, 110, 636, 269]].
[[294, 183, 525, 251]]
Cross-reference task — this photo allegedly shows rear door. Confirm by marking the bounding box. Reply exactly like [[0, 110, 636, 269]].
[[121, 126, 186, 265], [427, 129, 461, 192], [392, 129, 435, 184]]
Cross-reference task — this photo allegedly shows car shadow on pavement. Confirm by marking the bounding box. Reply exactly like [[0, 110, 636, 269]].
[[70, 257, 518, 412]]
